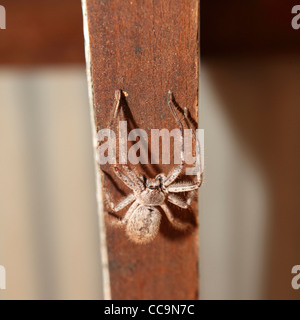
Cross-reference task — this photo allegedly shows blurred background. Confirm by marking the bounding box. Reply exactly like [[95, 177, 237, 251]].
[[0, 0, 300, 299]]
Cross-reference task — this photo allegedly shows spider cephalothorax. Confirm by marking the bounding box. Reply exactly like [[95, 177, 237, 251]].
[[103, 90, 203, 244]]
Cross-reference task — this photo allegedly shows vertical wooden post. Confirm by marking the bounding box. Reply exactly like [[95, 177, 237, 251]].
[[83, 0, 199, 300]]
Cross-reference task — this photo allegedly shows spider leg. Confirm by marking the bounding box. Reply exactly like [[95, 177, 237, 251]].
[[122, 164, 144, 190], [107, 90, 137, 189], [105, 198, 139, 227], [163, 91, 184, 187], [166, 104, 204, 192], [166, 178, 203, 193], [113, 150, 143, 191], [183, 106, 203, 189], [104, 192, 135, 213], [108, 90, 145, 192], [110, 89, 122, 125], [167, 194, 188, 209], [123, 201, 139, 223], [167, 190, 197, 209], [186, 190, 197, 206], [160, 204, 192, 231], [113, 166, 141, 192]]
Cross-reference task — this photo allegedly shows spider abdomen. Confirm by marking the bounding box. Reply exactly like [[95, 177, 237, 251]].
[[126, 206, 161, 244]]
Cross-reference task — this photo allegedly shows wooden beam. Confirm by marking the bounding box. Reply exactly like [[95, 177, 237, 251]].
[[83, 0, 200, 299]]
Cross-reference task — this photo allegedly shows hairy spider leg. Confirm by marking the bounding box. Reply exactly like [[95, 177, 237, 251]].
[[160, 204, 192, 231], [166, 105, 203, 193], [110, 89, 144, 191], [163, 90, 185, 187]]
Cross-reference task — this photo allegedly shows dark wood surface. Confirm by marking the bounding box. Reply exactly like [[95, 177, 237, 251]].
[[201, 0, 300, 57], [84, 0, 200, 299], [0, 0, 85, 65]]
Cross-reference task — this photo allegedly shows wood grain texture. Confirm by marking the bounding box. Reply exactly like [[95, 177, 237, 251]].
[[84, 0, 200, 299]]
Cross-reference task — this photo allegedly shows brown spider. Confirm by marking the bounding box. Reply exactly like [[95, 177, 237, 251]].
[[103, 90, 203, 244]]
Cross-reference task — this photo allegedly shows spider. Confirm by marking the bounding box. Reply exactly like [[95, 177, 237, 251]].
[[103, 89, 203, 244]]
